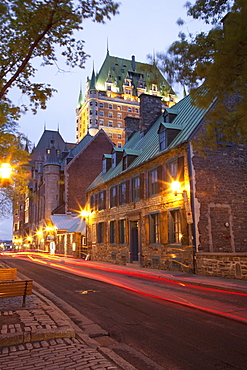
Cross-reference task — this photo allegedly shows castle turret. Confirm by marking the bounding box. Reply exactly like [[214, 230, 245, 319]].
[[43, 145, 60, 219]]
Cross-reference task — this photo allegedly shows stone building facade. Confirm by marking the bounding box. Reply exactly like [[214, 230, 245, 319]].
[[85, 93, 247, 280]]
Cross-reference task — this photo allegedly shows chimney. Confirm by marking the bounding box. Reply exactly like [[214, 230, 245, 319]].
[[124, 116, 140, 143], [139, 94, 162, 134], [131, 55, 136, 71]]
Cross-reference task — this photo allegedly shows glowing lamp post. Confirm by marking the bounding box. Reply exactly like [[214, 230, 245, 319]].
[[0, 163, 12, 183]]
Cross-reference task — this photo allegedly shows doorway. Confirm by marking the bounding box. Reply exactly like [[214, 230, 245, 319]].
[[130, 220, 139, 262]]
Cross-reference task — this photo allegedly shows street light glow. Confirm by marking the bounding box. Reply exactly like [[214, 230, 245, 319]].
[[0, 163, 12, 179]]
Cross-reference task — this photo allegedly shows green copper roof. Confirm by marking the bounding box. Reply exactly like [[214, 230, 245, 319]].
[[87, 92, 213, 191], [90, 53, 174, 97]]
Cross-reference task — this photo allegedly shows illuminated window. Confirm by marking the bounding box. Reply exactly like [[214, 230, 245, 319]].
[[110, 221, 116, 244], [110, 185, 118, 208], [119, 219, 126, 244], [150, 213, 160, 244], [132, 176, 140, 202], [148, 168, 158, 196], [97, 222, 105, 243], [119, 182, 128, 205], [169, 209, 181, 244], [98, 191, 106, 210]]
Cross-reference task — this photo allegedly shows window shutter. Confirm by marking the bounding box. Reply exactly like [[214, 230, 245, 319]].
[[116, 185, 119, 207], [146, 172, 150, 198], [140, 173, 144, 199], [160, 211, 168, 244], [145, 215, 150, 245], [129, 178, 132, 202], [157, 165, 163, 194], [103, 190, 106, 209], [126, 181, 130, 203], [181, 209, 189, 245], [95, 193, 98, 211], [178, 156, 184, 183]]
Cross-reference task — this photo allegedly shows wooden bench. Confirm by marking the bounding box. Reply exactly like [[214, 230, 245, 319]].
[[0, 268, 17, 281], [0, 280, 33, 307]]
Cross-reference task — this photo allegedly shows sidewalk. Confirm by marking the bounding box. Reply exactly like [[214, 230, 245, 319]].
[[0, 261, 136, 370]]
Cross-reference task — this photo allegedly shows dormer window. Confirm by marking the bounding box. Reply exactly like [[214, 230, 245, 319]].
[[112, 152, 117, 168], [102, 154, 112, 173], [159, 130, 166, 151]]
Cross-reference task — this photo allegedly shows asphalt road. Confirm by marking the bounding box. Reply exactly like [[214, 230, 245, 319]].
[[3, 257, 247, 370]]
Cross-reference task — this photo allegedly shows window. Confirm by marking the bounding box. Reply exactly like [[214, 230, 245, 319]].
[[167, 157, 184, 184], [110, 185, 118, 208], [135, 108, 138, 113], [150, 213, 160, 244], [159, 130, 166, 151], [99, 103, 104, 108], [98, 191, 106, 210], [128, 107, 132, 112], [109, 112, 113, 118], [110, 221, 116, 244], [132, 176, 140, 202], [117, 106, 121, 110], [112, 152, 117, 168], [169, 210, 182, 244], [99, 120, 104, 126], [90, 110, 93, 115], [119, 219, 126, 244], [99, 111, 104, 117], [107, 85, 111, 91], [119, 181, 128, 205], [117, 113, 122, 118], [109, 104, 113, 109], [117, 143, 122, 148], [102, 159, 107, 174], [117, 122, 121, 127], [148, 168, 158, 196], [108, 121, 113, 127], [118, 134, 121, 139], [97, 222, 104, 243]]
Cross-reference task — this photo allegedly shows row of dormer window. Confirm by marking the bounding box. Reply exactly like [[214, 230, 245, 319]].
[[92, 156, 184, 211]]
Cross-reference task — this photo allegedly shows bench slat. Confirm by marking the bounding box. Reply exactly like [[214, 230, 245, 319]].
[[0, 268, 17, 280], [0, 280, 33, 306]]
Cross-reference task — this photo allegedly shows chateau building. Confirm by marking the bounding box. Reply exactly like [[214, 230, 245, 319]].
[[84, 93, 247, 280], [76, 50, 177, 147]]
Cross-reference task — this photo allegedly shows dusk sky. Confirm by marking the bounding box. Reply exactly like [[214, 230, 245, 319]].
[[1, 0, 209, 239]]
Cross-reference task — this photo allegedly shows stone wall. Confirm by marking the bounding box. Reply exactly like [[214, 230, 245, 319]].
[[195, 253, 247, 280]]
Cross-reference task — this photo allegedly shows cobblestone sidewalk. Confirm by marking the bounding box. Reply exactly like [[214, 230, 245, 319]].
[[0, 336, 118, 369]]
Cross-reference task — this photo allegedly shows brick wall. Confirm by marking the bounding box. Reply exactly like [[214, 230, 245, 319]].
[[66, 131, 113, 213]]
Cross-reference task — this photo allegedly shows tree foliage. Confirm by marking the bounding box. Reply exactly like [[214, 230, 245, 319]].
[[0, 0, 119, 219], [157, 0, 247, 146]]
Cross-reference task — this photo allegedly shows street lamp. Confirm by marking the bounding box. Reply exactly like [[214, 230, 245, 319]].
[[0, 163, 12, 184]]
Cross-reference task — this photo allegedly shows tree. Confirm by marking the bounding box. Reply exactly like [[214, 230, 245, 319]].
[[0, 0, 119, 219], [157, 0, 247, 147]]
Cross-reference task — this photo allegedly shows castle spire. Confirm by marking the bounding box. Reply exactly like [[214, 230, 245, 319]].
[[106, 38, 109, 55], [89, 63, 96, 90]]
